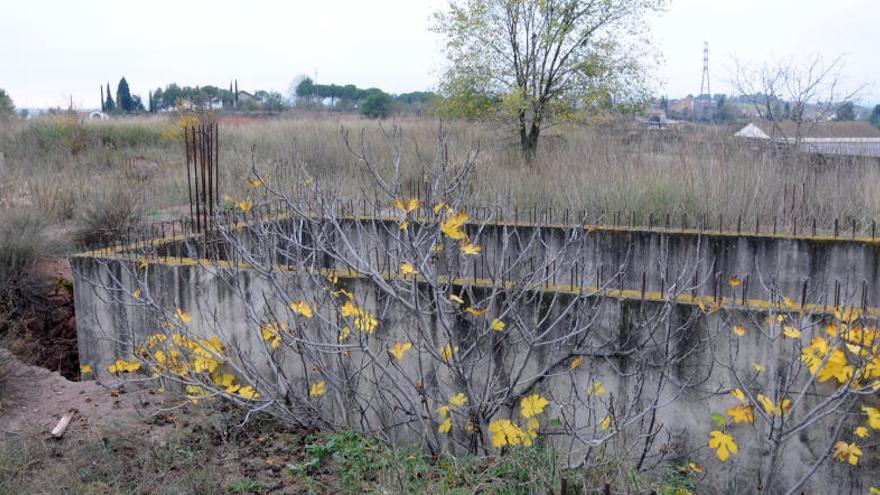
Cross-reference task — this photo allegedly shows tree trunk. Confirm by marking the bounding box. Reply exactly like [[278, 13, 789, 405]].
[[519, 115, 541, 162]]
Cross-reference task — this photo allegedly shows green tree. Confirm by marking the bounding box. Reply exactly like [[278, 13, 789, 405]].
[[870, 104, 880, 129], [0, 88, 14, 118], [296, 78, 316, 99], [360, 92, 393, 119], [105, 83, 116, 112], [116, 77, 135, 113], [836, 101, 855, 121], [433, 0, 663, 159]]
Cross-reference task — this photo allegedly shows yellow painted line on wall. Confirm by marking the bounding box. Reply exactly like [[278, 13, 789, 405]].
[[75, 251, 880, 318]]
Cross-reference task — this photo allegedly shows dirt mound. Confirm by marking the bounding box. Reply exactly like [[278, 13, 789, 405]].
[[1, 258, 78, 379]]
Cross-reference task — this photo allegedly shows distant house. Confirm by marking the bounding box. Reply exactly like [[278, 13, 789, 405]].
[[236, 91, 256, 103], [78, 110, 108, 121], [207, 96, 223, 110], [735, 121, 880, 157], [734, 123, 768, 139], [667, 96, 694, 115]]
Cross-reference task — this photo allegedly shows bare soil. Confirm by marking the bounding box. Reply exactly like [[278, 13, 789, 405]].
[[2, 257, 78, 379], [0, 347, 160, 440]]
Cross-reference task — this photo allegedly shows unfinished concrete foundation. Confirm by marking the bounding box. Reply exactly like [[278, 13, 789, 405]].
[[73, 212, 880, 493]]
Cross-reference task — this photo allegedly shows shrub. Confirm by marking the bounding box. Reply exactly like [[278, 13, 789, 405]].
[[360, 93, 394, 119], [73, 188, 143, 248], [0, 210, 47, 310]]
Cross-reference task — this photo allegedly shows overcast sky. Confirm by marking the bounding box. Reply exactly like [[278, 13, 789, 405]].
[[2, 0, 877, 109]]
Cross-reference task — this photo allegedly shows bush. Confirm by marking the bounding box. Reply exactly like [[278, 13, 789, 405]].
[[0, 210, 48, 310], [360, 93, 394, 119], [73, 188, 143, 248]]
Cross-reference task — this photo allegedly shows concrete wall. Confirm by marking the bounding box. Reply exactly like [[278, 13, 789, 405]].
[[214, 217, 880, 310], [72, 248, 876, 493]]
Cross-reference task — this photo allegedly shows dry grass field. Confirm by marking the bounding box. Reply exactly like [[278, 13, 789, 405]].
[[2, 113, 879, 247]]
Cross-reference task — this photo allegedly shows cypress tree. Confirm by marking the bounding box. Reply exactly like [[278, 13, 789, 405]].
[[100, 85, 105, 112], [105, 83, 116, 112], [116, 77, 134, 113]]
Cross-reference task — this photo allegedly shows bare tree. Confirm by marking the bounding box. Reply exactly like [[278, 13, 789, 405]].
[[732, 54, 863, 144]]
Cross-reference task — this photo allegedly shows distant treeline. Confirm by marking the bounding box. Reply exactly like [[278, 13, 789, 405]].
[[293, 78, 436, 118], [95, 76, 436, 118], [150, 81, 285, 112]]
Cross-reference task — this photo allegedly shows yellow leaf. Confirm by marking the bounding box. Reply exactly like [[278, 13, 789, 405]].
[[490, 319, 506, 331], [388, 342, 412, 361], [440, 211, 469, 240], [869, 488, 880, 495], [132, 288, 141, 298], [332, 288, 354, 300], [431, 243, 444, 252], [732, 325, 745, 337], [833, 441, 862, 465], [399, 218, 409, 231], [107, 359, 141, 374], [461, 242, 481, 255], [520, 393, 549, 418], [310, 380, 326, 398], [338, 326, 351, 342], [730, 388, 746, 402], [214, 373, 236, 388], [708, 431, 738, 461], [783, 326, 801, 339], [247, 176, 267, 188], [863, 406, 880, 429], [526, 418, 540, 436], [289, 300, 313, 318], [438, 417, 452, 434], [400, 263, 418, 276], [466, 307, 487, 316], [855, 426, 870, 438], [176, 308, 193, 324], [752, 363, 765, 373], [393, 198, 421, 214], [488, 419, 532, 447], [757, 394, 791, 417], [304, 176, 314, 185], [727, 276, 741, 288], [570, 356, 584, 370], [449, 392, 468, 407], [433, 202, 449, 213], [354, 311, 378, 334], [726, 404, 755, 424], [80, 364, 93, 374], [341, 301, 377, 333], [138, 259, 150, 270], [440, 343, 458, 362], [587, 382, 606, 397], [437, 405, 450, 418], [237, 200, 253, 213], [688, 462, 705, 474], [783, 296, 797, 308], [599, 415, 612, 431], [260, 322, 284, 349], [238, 386, 260, 400], [449, 294, 465, 304]]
